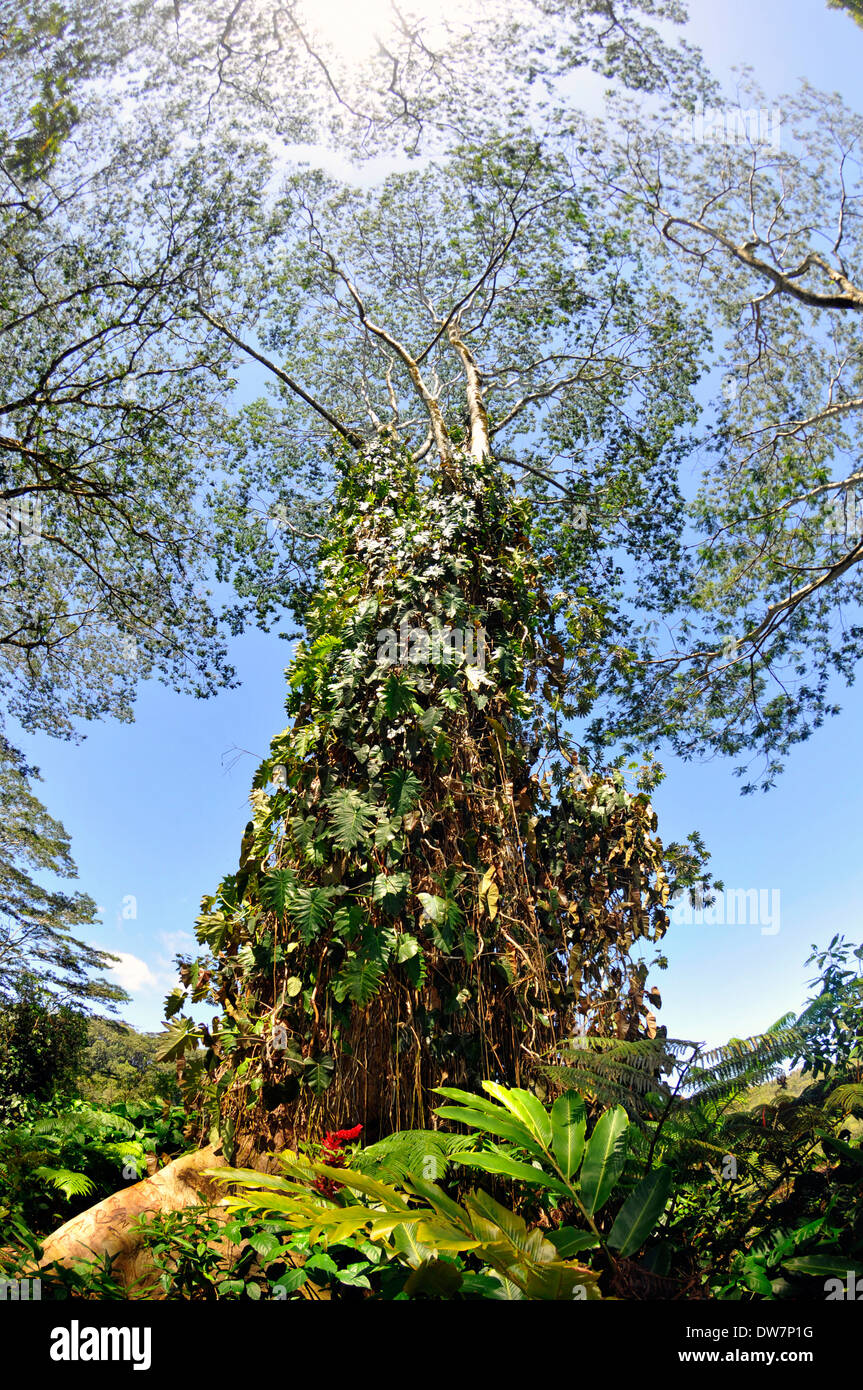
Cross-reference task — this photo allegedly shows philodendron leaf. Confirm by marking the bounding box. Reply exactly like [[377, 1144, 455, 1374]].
[[607, 1165, 672, 1258], [259, 867, 297, 915], [302, 1055, 334, 1095], [579, 1106, 630, 1217], [153, 1017, 202, 1063], [325, 788, 377, 850], [550, 1091, 586, 1180], [373, 870, 411, 915], [384, 768, 422, 816]]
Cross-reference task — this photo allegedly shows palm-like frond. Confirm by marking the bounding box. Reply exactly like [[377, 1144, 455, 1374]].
[[544, 1037, 682, 1115], [353, 1128, 479, 1181], [33, 1166, 96, 1199]]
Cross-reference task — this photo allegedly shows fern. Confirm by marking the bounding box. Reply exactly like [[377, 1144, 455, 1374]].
[[353, 1128, 478, 1181], [31, 1106, 134, 1141], [545, 1037, 682, 1115], [33, 1166, 95, 1200], [823, 1083, 863, 1115]]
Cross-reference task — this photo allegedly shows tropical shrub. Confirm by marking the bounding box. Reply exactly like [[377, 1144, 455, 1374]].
[[0, 1098, 188, 1234]]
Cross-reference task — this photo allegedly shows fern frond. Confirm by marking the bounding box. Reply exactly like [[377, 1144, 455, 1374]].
[[353, 1128, 477, 1180], [823, 1083, 863, 1115], [33, 1166, 96, 1199]]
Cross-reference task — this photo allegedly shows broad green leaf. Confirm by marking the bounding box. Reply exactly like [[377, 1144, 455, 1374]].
[[551, 1091, 586, 1180], [272, 1267, 309, 1293], [153, 1017, 202, 1064], [258, 867, 297, 915], [384, 768, 422, 815], [302, 1054, 334, 1094], [249, 1231, 284, 1262], [325, 788, 377, 850], [402, 1172, 472, 1231], [783, 1254, 863, 1278], [373, 870, 411, 914], [333, 953, 386, 1005], [403, 1258, 463, 1297], [481, 1081, 553, 1148], [545, 1227, 600, 1257], [454, 1150, 572, 1198], [607, 1166, 672, 1257], [579, 1106, 629, 1217], [290, 886, 336, 942], [433, 1104, 547, 1159]]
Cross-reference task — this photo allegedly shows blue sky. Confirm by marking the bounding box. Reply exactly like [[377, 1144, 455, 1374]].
[[13, 0, 863, 1045]]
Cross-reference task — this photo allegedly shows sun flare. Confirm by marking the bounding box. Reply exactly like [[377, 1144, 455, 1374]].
[[298, 0, 448, 61]]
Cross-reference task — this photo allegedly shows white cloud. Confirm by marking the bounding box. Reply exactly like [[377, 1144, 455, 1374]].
[[108, 951, 160, 993]]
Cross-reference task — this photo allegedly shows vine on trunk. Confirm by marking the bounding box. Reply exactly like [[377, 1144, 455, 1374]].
[[163, 444, 700, 1152]]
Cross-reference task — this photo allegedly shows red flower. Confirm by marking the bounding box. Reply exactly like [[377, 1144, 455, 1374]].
[[314, 1123, 363, 1196], [322, 1123, 363, 1151]]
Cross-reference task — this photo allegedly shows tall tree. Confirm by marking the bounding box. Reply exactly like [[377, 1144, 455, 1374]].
[[159, 136, 713, 1145], [564, 81, 863, 787], [0, 735, 126, 1008]]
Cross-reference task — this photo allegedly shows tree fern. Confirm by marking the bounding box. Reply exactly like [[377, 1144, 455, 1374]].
[[544, 1037, 685, 1115]]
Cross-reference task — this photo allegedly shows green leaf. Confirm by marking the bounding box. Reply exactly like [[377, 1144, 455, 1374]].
[[335, 1263, 372, 1288], [259, 867, 297, 915], [545, 1227, 599, 1256], [481, 1081, 553, 1149], [783, 1254, 863, 1279], [249, 1232, 284, 1263], [579, 1106, 629, 1217], [303, 1055, 335, 1094], [373, 870, 410, 915], [820, 1134, 863, 1166], [417, 892, 448, 922], [384, 769, 422, 816], [290, 886, 336, 942], [33, 1166, 95, 1200], [334, 953, 386, 1006], [550, 1091, 586, 1180], [403, 1258, 463, 1297], [454, 1151, 572, 1198], [607, 1166, 672, 1257], [381, 674, 419, 719], [325, 788, 378, 850], [153, 1017, 202, 1064], [272, 1266, 308, 1293], [396, 933, 420, 964], [433, 1104, 547, 1160]]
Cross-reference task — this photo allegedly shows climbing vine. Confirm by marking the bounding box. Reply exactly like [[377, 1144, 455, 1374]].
[[162, 444, 705, 1152]]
